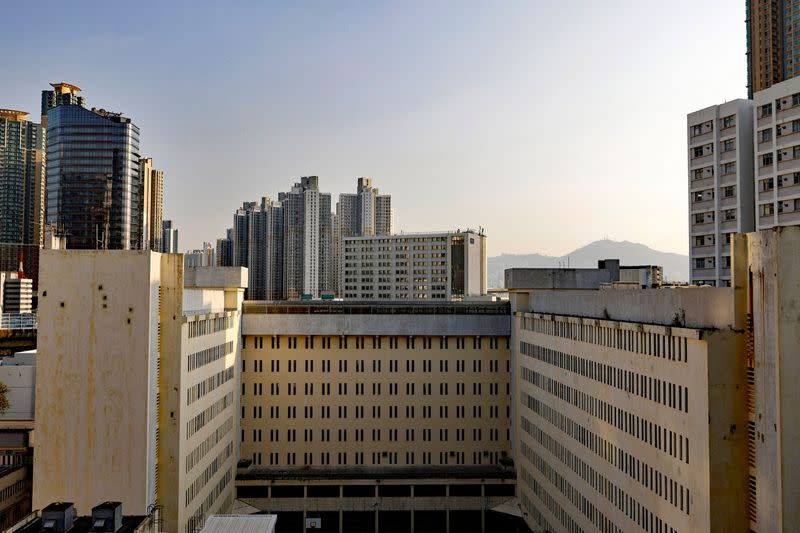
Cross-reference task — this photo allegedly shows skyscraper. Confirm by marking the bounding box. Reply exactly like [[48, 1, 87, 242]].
[[280, 176, 332, 299], [0, 109, 44, 285], [44, 83, 142, 250], [216, 228, 234, 267], [246, 198, 284, 300], [746, 0, 800, 98], [139, 157, 164, 251], [333, 178, 393, 295], [161, 219, 178, 253]]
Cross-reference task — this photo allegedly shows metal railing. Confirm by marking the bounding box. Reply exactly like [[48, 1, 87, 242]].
[[0, 314, 37, 330]]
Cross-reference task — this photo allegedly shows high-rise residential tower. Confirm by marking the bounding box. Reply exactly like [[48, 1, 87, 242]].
[[44, 83, 142, 250], [139, 157, 164, 251], [746, 0, 800, 98], [216, 228, 234, 267], [0, 109, 44, 285], [687, 99, 755, 286], [280, 176, 332, 299], [333, 178, 393, 295], [246, 198, 284, 300], [162, 219, 179, 253]]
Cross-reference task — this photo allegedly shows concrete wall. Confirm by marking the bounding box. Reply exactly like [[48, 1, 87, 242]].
[[515, 287, 734, 330], [0, 363, 35, 421], [505, 267, 613, 290], [34, 250, 159, 515], [741, 227, 800, 531]]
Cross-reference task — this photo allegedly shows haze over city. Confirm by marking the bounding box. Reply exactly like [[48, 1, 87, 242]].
[[3, 0, 744, 256]]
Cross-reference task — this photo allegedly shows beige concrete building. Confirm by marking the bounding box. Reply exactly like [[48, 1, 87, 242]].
[[736, 226, 800, 532], [510, 286, 748, 532], [237, 300, 519, 532], [510, 225, 800, 533], [687, 99, 755, 287], [33, 250, 247, 533], [140, 157, 165, 252], [342, 230, 487, 300]]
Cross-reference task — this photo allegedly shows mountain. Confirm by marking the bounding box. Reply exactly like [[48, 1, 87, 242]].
[[488, 239, 688, 287]]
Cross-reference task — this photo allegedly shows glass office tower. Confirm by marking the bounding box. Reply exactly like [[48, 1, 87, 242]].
[[45, 88, 141, 250], [0, 109, 44, 286]]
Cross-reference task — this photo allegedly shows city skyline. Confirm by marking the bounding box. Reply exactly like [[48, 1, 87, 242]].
[[3, 0, 745, 257]]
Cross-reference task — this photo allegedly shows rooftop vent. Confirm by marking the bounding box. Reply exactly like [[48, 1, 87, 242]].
[[41, 502, 75, 533], [91, 502, 123, 532]]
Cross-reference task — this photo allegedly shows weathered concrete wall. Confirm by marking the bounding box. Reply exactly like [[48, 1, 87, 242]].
[[34, 250, 158, 515], [242, 312, 510, 337], [742, 226, 800, 531], [521, 287, 734, 330], [184, 266, 248, 290], [505, 268, 613, 290]]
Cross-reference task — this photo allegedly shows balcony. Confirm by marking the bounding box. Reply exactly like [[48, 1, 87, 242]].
[[777, 102, 800, 121], [691, 244, 716, 255], [758, 188, 775, 201], [690, 130, 713, 145], [777, 157, 800, 172], [690, 176, 715, 190], [719, 196, 737, 208], [691, 153, 714, 167], [691, 199, 715, 211], [778, 211, 800, 224], [758, 215, 776, 228], [776, 129, 800, 145], [719, 172, 738, 186], [691, 221, 715, 233], [720, 220, 739, 232], [758, 114, 773, 128], [777, 182, 800, 197], [758, 139, 774, 152]]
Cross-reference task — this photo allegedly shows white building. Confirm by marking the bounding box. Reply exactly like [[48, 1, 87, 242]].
[[687, 99, 755, 287], [753, 75, 800, 231], [33, 250, 247, 533], [342, 230, 487, 300], [0, 272, 33, 314]]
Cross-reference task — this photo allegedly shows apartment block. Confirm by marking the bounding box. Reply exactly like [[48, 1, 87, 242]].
[[746, 0, 800, 97], [752, 75, 800, 231], [139, 157, 164, 251], [333, 178, 393, 296], [342, 230, 487, 300], [687, 99, 755, 286], [162, 220, 179, 253], [0, 109, 45, 288], [33, 251, 247, 533], [237, 300, 520, 533], [510, 286, 748, 532]]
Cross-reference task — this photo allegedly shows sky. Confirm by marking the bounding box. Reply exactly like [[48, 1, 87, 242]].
[[3, 0, 746, 257]]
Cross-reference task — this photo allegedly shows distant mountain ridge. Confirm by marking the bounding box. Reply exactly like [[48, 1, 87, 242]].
[[488, 239, 688, 287]]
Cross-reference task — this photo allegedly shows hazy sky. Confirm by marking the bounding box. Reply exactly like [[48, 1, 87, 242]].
[[3, 1, 745, 256]]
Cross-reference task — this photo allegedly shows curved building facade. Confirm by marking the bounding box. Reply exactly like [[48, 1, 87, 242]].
[[45, 103, 141, 250]]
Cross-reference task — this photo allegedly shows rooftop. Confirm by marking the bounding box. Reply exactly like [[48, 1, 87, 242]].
[[0, 109, 30, 121], [243, 300, 509, 316], [201, 515, 277, 533], [238, 465, 515, 481], [50, 82, 82, 94], [14, 516, 148, 533]]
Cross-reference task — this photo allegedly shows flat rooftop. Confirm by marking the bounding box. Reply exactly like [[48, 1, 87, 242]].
[[238, 465, 515, 481], [243, 300, 509, 315], [241, 301, 511, 336], [15, 516, 148, 533]]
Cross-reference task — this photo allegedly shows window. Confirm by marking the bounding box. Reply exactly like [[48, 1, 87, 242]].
[[722, 162, 735, 175], [724, 185, 735, 198], [722, 256, 732, 268], [761, 103, 773, 118], [760, 128, 772, 142], [725, 209, 736, 221], [693, 146, 704, 158], [762, 153, 774, 166], [691, 124, 703, 136], [695, 258, 707, 269], [762, 178, 775, 191], [722, 115, 735, 128], [761, 203, 775, 216], [722, 139, 735, 152]]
